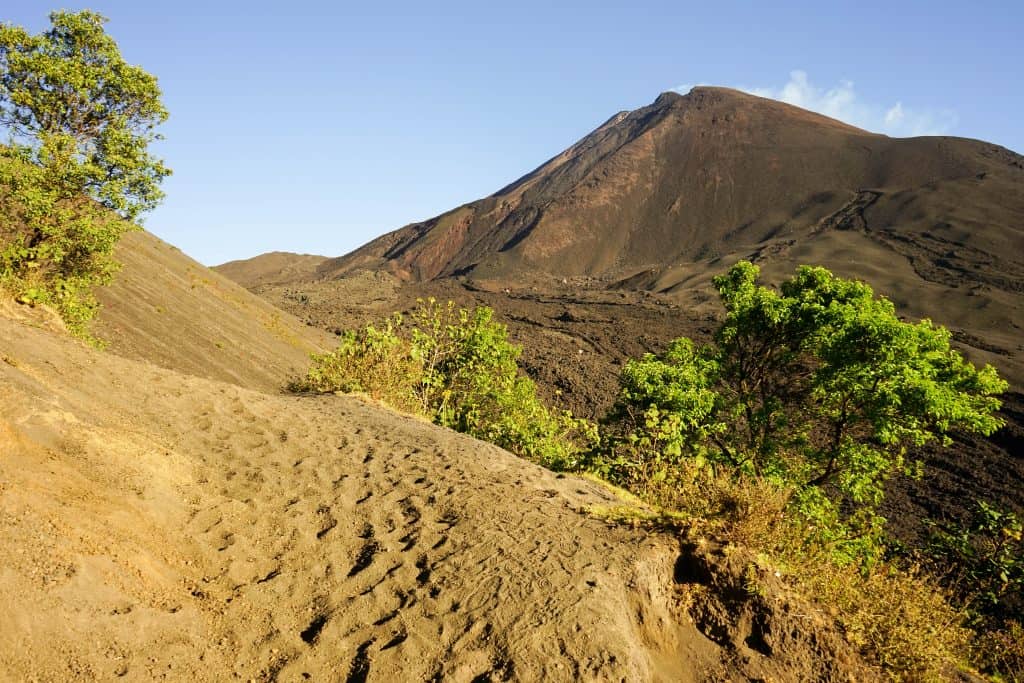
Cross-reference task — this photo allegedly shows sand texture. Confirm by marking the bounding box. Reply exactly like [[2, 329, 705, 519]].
[[0, 301, 875, 681]]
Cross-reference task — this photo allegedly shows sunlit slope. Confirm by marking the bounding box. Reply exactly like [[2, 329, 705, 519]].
[[94, 230, 333, 391], [0, 312, 877, 681]]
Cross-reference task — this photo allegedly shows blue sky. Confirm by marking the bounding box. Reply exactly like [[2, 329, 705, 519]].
[[4, 1, 1022, 265]]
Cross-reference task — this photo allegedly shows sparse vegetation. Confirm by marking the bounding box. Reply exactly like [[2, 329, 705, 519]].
[[293, 264, 1014, 679], [0, 10, 169, 339], [0, 9, 1017, 681], [592, 261, 1010, 679], [292, 298, 597, 469]]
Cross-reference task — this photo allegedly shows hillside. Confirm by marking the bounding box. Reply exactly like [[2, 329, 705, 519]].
[[93, 231, 333, 392], [3, 81, 1018, 679], [220, 88, 1023, 549], [0, 287, 877, 681], [5, 8, 1018, 677]]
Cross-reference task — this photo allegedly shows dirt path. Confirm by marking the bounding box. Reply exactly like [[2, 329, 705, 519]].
[[0, 315, 736, 682], [1, 311, 879, 681], [174, 390, 699, 682]]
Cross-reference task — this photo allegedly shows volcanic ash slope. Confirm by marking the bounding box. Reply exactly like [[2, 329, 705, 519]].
[[0, 308, 881, 681]]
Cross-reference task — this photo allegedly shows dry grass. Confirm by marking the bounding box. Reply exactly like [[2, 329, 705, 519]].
[[613, 462, 974, 680], [795, 560, 971, 681], [972, 620, 1024, 682]]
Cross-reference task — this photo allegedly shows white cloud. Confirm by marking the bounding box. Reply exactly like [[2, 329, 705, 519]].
[[677, 71, 958, 137], [884, 102, 904, 127]]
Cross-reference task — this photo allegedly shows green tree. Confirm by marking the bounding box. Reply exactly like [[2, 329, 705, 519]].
[[0, 10, 169, 336], [606, 261, 1007, 560], [1, 10, 169, 218]]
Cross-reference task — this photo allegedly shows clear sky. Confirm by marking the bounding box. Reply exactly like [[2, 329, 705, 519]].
[[4, 1, 1022, 265]]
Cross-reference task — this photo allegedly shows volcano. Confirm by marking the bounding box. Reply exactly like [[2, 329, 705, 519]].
[[218, 87, 1024, 548], [286, 87, 1024, 390], [324, 87, 1022, 294]]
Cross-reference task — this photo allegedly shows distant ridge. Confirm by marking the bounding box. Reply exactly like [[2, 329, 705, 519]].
[[215, 251, 329, 289], [320, 86, 1023, 290]]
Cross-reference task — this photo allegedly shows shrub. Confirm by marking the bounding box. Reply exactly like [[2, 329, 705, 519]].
[[972, 620, 1024, 681], [291, 314, 424, 413], [927, 501, 1024, 620], [294, 299, 596, 469], [601, 261, 1007, 565], [925, 500, 1024, 679], [798, 556, 971, 679]]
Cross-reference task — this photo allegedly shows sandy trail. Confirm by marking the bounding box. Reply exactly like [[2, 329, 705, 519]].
[[1, 316, 730, 682]]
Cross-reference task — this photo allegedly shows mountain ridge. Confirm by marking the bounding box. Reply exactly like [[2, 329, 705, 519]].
[[214, 88, 1024, 558], [314, 87, 1022, 288]]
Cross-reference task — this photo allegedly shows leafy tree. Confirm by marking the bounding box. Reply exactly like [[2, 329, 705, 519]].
[[605, 261, 1007, 560], [0, 10, 169, 336], [1, 10, 169, 218]]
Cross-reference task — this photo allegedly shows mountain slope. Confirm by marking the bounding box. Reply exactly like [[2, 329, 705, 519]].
[[323, 87, 1023, 289], [295, 87, 1023, 392], [92, 231, 332, 391], [0, 305, 876, 682]]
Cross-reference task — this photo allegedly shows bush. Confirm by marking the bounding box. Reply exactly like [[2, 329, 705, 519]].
[[293, 299, 596, 469], [927, 501, 1024, 619], [799, 557, 971, 679], [972, 620, 1024, 681], [291, 315, 424, 413], [600, 261, 1007, 565], [925, 500, 1024, 679]]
